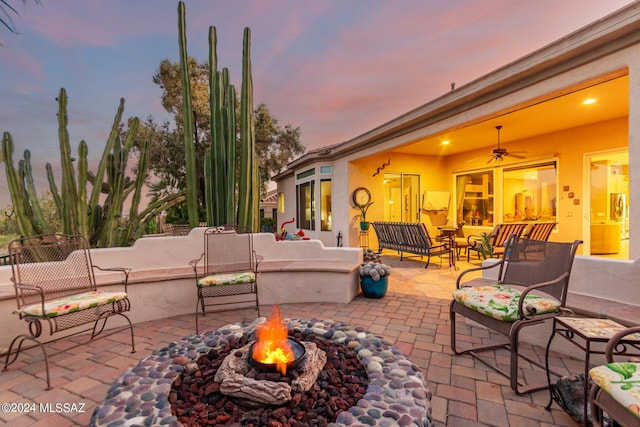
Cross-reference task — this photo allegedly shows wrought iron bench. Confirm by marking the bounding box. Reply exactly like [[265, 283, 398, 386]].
[[2, 234, 134, 389], [371, 221, 452, 268]]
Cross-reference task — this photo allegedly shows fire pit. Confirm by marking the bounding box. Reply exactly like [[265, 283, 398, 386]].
[[90, 318, 433, 426], [249, 337, 306, 373], [249, 305, 308, 375]]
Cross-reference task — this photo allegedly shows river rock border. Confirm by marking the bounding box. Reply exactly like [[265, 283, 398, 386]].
[[89, 317, 433, 427]]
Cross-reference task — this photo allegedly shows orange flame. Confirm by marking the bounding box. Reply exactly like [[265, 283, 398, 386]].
[[252, 305, 293, 375]]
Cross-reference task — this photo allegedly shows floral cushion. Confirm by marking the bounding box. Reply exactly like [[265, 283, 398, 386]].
[[589, 362, 640, 419], [452, 284, 560, 322], [20, 291, 128, 318], [197, 272, 255, 287]]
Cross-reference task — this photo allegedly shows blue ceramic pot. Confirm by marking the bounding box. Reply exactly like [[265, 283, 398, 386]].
[[360, 275, 388, 298], [360, 221, 370, 231]]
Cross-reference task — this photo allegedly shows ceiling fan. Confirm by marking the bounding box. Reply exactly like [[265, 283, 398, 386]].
[[486, 125, 527, 163]]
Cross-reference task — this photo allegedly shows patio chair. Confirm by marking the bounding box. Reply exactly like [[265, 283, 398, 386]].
[[450, 235, 582, 394], [589, 326, 640, 427], [2, 234, 134, 389], [189, 226, 262, 334], [522, 222, 556, 241], [466, 222, 528, 262]]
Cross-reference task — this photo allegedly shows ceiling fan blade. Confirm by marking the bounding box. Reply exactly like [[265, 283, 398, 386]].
[[505, 153, 527, 159]]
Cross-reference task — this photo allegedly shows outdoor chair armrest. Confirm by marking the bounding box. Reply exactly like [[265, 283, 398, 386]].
[[12, 281, 46, 316], [604, 325, 640, 362], [254, 253, 264, 265], [515, 272, 570, 319], [93, 265, 131, 291], [188, 253, 205, 273], [466, 234, 485, 249], [455, 260, 504, 289]]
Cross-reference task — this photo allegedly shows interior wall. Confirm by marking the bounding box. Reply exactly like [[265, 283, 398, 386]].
[[443, 117, 628, 252]]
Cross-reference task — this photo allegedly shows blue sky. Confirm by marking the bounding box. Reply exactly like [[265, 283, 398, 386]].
[[0, 0, 634, 207]]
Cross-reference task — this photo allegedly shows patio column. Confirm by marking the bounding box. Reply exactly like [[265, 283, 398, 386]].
[[628, 59, 640, 260]]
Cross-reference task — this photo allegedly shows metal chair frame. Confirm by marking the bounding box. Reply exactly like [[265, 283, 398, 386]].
[[189, 226, 262, 333], [450, 235, 582, 394], [589, 326, 640, 427], [2, 234, 134, 389]]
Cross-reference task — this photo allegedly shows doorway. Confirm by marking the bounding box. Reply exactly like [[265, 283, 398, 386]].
[[587, 150, 629, 259], [383, 173, 420, 222]]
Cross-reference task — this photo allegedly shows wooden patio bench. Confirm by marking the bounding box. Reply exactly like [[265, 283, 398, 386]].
[[371, 221, 453, 268], [2, 234, 135, 389]]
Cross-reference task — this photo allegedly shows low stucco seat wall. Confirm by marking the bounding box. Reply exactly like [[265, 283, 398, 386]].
[[0, 229, 361, 349]]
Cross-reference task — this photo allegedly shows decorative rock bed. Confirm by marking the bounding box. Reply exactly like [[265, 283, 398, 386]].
[[89, 318, 433, 426]]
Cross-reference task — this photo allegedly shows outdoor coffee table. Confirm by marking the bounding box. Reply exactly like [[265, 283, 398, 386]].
[[544, 316, 640, 425]]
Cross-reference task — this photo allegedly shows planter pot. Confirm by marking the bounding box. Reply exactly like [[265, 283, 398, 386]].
[[360, 221, 370, 231], [359, 275, 388, 298]]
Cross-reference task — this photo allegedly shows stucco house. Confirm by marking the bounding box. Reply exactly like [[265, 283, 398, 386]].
[[274, 2, 640, 309], [274, 2, 639, 262]]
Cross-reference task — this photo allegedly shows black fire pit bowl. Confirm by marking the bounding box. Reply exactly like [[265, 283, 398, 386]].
[[249, 337, 306, 373]]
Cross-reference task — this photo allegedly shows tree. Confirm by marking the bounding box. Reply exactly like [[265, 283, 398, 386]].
[[254, 103, 304, 193], [145, 57, 305, 209]]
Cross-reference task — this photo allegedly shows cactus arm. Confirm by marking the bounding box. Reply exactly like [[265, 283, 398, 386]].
[[208, 26, 224, 226], [46, 162, 63, 217], [224, 83, 237, 223], [77, 140, 89, 237], [237, 27, 257, 230], [204, 151, 214, 225], [22, 149, 53, 234], [123, 191, 186, 244], [128, 136, 148, 223], [89, 97, 124, 210], [57, 88, 79, 234], [2, 132, 36, 237], [178, 1, 199, 228]]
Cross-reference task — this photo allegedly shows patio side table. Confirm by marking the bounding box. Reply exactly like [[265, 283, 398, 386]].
[[544, 316, 640, 425], [437, 226, 458, 270]]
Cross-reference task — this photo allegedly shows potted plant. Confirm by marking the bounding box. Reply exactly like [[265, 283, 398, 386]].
[[260, 217, 277, 233], [359, 261, 391, 298], [357, 201, 374, 231], [477, 232, 494, 260], [363, 248, 381, 263]]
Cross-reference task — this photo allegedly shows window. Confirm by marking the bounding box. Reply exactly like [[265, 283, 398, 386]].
[[320, 179, 332, 231], [503, 162, 556, 223], [456, 171, 494, 226], [296, 181, 315, 230]]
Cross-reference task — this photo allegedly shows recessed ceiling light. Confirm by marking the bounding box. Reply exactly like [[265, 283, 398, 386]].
[[583, 99, 596, 105], [442, 140, 450, 145]]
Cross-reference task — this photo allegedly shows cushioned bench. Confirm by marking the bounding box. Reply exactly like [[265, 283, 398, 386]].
[[2, 234, 134, 389]]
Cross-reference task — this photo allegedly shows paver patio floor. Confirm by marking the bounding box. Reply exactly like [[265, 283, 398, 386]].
[[0, 252, 584, 426]]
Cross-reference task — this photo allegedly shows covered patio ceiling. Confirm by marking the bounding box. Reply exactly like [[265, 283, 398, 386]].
[[392, 75, 628, 157]]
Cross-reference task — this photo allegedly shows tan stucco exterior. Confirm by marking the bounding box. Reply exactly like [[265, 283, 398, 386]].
[[275, 2, 640, 260]]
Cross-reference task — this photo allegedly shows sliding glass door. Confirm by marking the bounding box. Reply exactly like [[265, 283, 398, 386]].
[[383, 173, 420, 222]]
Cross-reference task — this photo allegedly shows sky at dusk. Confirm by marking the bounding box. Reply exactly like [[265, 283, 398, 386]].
[[0, 0, 635, 207]]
